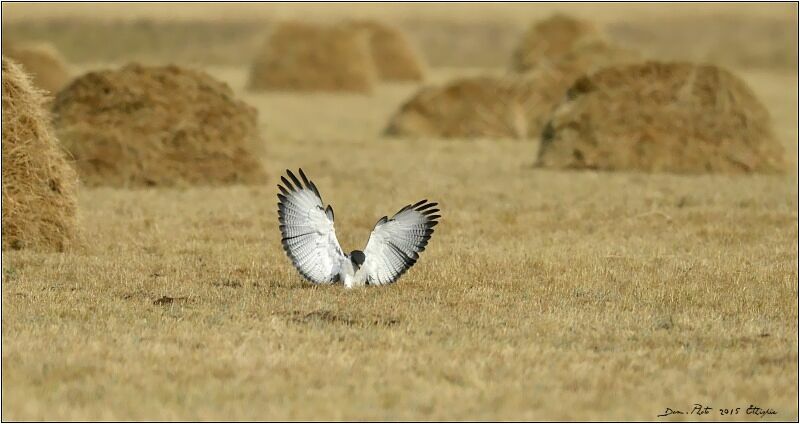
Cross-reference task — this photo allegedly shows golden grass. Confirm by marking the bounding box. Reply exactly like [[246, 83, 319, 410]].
[[1, 65, 797, 420]]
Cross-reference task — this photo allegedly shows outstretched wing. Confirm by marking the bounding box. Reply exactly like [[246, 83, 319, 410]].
[[361, 200, 440, 285], [277, 169, 345, 284]]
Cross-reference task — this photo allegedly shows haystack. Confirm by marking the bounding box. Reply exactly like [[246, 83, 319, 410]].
[[537, 62, 786, 173], [52, 63, 268, 187], [248, 21, 377, 93], [342, 20, 424, 82], [540, 39, 640, 76], [3, 42, 72, 93], [385, 71, 575, 139], [2, 57, 78, 251], [511, 14, 610, 73]]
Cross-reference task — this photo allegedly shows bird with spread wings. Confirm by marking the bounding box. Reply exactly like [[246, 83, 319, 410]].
[[277, 169, 440, 288]]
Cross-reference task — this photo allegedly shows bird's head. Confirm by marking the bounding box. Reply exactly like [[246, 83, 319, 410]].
[[349, 250, 366, 271]]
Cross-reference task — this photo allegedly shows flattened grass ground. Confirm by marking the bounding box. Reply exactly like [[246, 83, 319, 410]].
[[2, 64, 798, 421]]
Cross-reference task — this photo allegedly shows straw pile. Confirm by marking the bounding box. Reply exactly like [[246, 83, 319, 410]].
[[385, 72, 572, 139], [52, 63, 268, 187], [2, 57, 78, 251], [342, 20, 424, 82], [511, 14, 606, 73], [537, 61, 786, 173], [3, 41, 72, 93], [248, 21, 377, 92]]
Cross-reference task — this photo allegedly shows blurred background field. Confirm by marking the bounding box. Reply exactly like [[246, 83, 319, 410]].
[[3, 2, 797, 69], [1, 2, 797, 421]]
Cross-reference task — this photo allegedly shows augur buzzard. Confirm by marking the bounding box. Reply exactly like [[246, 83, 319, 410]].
[[277, 169, 440, 288]]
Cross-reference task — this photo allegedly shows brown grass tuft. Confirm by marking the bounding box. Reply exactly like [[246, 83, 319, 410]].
[[247, 21, 377, 93], [3, 41, 72, 93], [342, 19, 425, 82], [385, 72, 576, 139], [2, 57, 78, 251], [52, 63, 267, 187], [537, 61, 786, 173]]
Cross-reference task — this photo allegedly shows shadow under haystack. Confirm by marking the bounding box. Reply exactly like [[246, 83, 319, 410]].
[[52, 63, 267, 187], [2, 57, 78, 251], [537, 61, 786, 173], [3, 41, 73, 94], [248, 21, 377, 93]]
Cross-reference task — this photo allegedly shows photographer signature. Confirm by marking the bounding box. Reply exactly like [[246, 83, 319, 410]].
[[657, 404, 777, 419]]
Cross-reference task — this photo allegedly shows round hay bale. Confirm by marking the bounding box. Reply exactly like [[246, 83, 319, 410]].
[[385, 73, 572, 139], [52, 63, 268, 187], [342, 20, 425, 82], [247, 21, 377, 93], [2, 57, 78, 251], [3, 42, 72, 94], [537, 62, 786, 174], [510, 14, 606, 73]]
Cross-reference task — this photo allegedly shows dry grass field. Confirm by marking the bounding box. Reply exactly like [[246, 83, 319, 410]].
[[2, 3, 798, 421]]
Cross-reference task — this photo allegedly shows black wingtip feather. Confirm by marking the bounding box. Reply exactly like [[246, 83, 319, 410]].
[[287, 169, 303, 189], [412, 199, 428, 208], [325, 205, 335, 221], [299, 168, 311, 187], [280, 175, 295, 191], [281, 168, 324, 200], [375, 216, 389, 227], [309, 181, 321, 198], [395, 200, 440, 217]]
